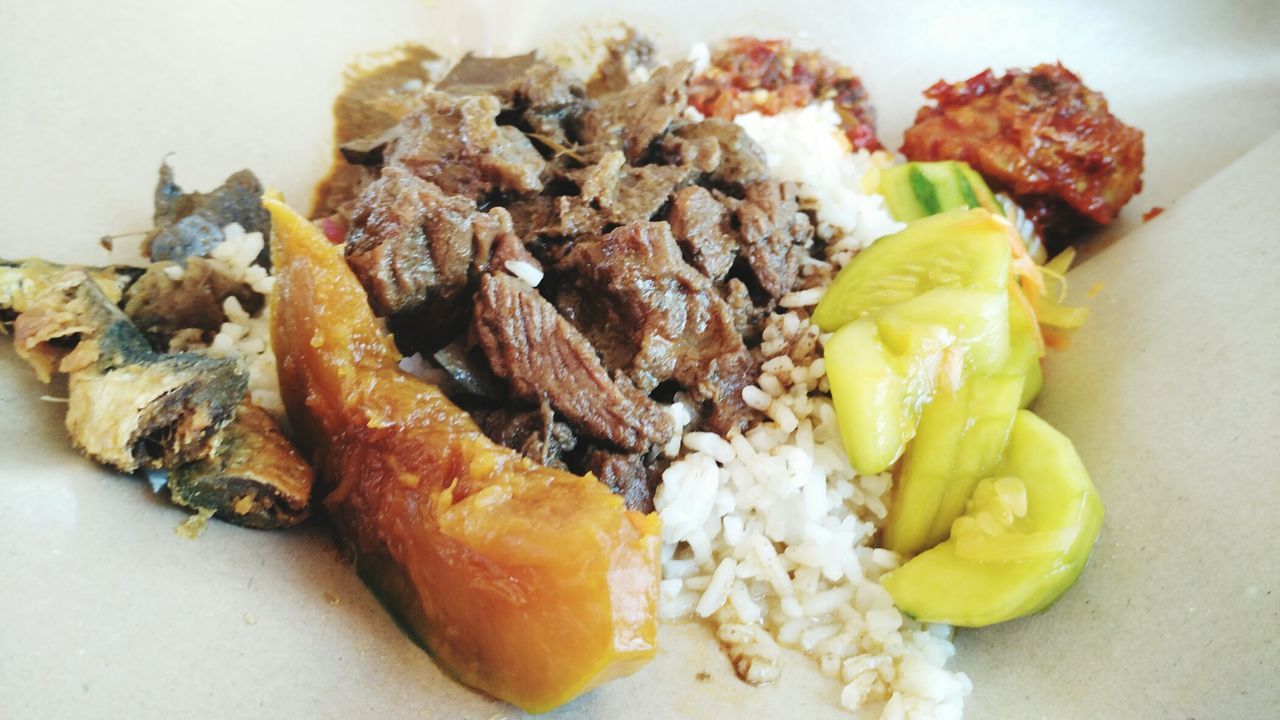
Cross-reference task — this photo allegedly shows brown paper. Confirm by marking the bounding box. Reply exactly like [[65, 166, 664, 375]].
[[1, 1, 1277, 717]]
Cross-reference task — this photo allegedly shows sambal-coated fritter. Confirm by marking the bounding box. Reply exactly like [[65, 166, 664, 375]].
[[902, 63, 1144, 247]]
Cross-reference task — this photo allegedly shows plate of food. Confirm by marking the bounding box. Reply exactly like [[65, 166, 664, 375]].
[[2, 1, 1277, 718]]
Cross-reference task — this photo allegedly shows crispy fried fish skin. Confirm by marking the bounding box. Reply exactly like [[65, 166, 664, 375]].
[[267, 197, 660, 713], [0, 258, 139, 321], [168, 402, 313, 528], [5, 264, 312, 528], [12, 270, 246, 471]]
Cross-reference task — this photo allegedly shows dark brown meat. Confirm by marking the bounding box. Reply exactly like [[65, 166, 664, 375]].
[[584, 27, 657, 96], [719, 181, 813, 307], [311, 44, 444, 218], [901, 63, 1144, 247], [722, 277, 764, 341], [555, 151, 696, 236], [555, 222, 757, 433], [432, 338, 506, 400], [122, 258, 259, 340], [666, 185, 737, 281], [437, 52, 587, 146], [662, 119, 769, 187], [574, 62, 692, 162], [688, 38, 880, 151], [485, 232, 544, 277], [582, 447, 661, 513], [474, 272, 674, 452], [438, 52, 583, 109], [345, 167, 511, 318], [475, 401, 578, 469], [386, 92, 546, 199], [146, 164, 271, 265]]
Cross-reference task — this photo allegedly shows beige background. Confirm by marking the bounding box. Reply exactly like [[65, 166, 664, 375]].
[[1, 1, 1278, 718]]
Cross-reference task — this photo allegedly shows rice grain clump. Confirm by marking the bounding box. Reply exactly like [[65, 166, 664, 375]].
[[656, 103, 970, 719], [200, 223, 284, 418]]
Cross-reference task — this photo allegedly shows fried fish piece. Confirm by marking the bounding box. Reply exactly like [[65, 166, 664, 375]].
[[168, 401, 312, 528], [12, 268, 246, 470], [0, 258, 139, 322], [3, 263, 313, 527]]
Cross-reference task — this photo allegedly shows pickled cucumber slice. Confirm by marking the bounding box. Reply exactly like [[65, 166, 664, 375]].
[[825, 288, 1010, 475], [1006, 284, 1044, 407], [878, 161, 1001, 222], [825, 319, 909, 475], [882, 373, 1024, 556], [881, 411, 1104, 627], [812, 208, 1012, 333]]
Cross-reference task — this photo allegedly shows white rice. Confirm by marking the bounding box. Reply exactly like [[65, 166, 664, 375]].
[[197, 223, 284, 418], [734, 102, 905, 265], [655, 103, 971, 719], [503, 259, 544, 287]]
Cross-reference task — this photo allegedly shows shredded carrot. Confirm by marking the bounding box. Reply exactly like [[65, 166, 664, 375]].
[[1042, 326, 1072, 350]]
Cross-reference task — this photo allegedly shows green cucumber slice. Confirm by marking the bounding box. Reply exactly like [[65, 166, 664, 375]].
[[812, 208, 1012, 333], [881, 411, 1104, 627]]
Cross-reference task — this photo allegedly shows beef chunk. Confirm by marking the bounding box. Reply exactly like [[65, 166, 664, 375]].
[[504, 194, 559, 240], [485, 232, 543, 277], [438, 52, 587, 146], [439, 53, 583, 109], [556, 222, 757, 433], [386, 92, 546, 199], [476, 401, 577, 469], [719, 181, 813, 307], [582, 447, 661, 513], [723, 277, 765, 341], [667, 185, 737, 281], [145, 164, 270, 265], [555, 151, 695, 235], [344, 167, 511, 319], [432, 338, 506, 400], [574, 62, 692, 162], [474, 273, 674, 452], [663, 119, 769, 187], [122, 258, 259, 340]]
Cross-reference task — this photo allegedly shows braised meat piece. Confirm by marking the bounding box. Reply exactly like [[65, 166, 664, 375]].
[[662, 119, 769, 187], [145, 164, 271, 265], [122, 258, 259, 340], [719, 181, 813, 307], [555, 151, 696, 235], [901, 63, 1145, 246], [475, 401, 578, 469], [386, 92, 546, 199], [10, 270, 246, 471], [313, 45, 445, 218], [485, 232, 544, 277], [555, 222, 757, 432], [582, 447, 661, 513], [689, 38, 880, 151], [4, 264, 312, 529], [344, 167, 511, 318], [666, 185, 737, 281], [437, 52, 587, 145], [574, 62, 693, 162], [474, 273, 674, 452]]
